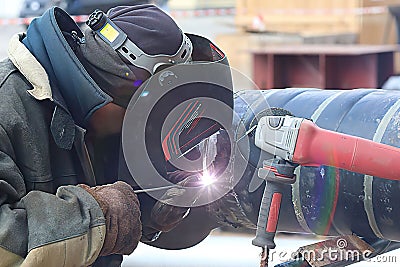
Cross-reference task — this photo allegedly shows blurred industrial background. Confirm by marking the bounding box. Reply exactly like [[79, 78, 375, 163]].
[[2, 0, 400, 91], [1, 0, 400, 266]]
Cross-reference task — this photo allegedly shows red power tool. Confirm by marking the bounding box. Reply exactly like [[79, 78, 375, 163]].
[[251, 115, 400, 266]]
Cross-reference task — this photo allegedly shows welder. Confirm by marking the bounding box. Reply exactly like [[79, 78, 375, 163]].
[[0, 4, 228, 267]]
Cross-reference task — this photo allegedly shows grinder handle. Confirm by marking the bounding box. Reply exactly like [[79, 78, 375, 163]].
[[252, 181, 283, 249], [293, 120, 400, 181]]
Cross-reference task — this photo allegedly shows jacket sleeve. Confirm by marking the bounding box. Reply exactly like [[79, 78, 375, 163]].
[[0, 125, 106, 267]]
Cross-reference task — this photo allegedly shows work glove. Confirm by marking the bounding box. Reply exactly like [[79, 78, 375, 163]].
[[150, 130, 232, 233], [79, 181, 142, 256], [150, 171, 198, 232]]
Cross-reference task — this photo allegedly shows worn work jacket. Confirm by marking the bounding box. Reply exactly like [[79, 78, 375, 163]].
[[0, 33, 119, 266]]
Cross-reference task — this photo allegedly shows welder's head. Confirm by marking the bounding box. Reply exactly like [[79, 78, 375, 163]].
[[79, 4, 192, 107]]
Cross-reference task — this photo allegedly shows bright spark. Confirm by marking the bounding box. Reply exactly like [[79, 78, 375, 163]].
[[199, 171, 215, 186]]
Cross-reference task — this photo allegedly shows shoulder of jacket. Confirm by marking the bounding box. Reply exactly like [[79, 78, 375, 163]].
[[0, 58, 34, 103], [0, 59, 19, 85]]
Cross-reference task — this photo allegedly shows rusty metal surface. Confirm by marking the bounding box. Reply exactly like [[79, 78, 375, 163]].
[[260, 247, 268, 267]]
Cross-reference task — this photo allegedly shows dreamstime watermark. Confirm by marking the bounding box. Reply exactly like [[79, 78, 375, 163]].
[[366, 254, 398, 263], [262, 238, 398, 264]]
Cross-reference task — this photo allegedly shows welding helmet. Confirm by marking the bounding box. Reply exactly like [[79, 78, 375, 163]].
[[121, 32, 233, 179], [118, 31, 234, 247]]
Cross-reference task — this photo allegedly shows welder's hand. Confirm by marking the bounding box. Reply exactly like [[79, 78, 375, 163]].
[[149, 130, 232, 233], [79, 181, 142, 256], [150, 171, 198, 232]]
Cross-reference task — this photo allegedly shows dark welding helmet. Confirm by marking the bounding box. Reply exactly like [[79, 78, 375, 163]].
[[119, 33, 234, 248], [121, 32, 234, 186]]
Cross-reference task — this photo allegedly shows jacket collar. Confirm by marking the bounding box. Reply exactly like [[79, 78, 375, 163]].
[[8, 33, 52, 101]]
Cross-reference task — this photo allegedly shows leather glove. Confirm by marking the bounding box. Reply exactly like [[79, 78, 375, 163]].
[[150, 171, 198, 232], [149, 130, 232, 233], [79, 181, 141, 256]]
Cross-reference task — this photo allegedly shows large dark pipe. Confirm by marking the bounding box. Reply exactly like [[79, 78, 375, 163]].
[[233, 88, 400, 241]]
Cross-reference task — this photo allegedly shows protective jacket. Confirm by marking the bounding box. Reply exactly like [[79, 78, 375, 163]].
[[0, 7, 124, 267]]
